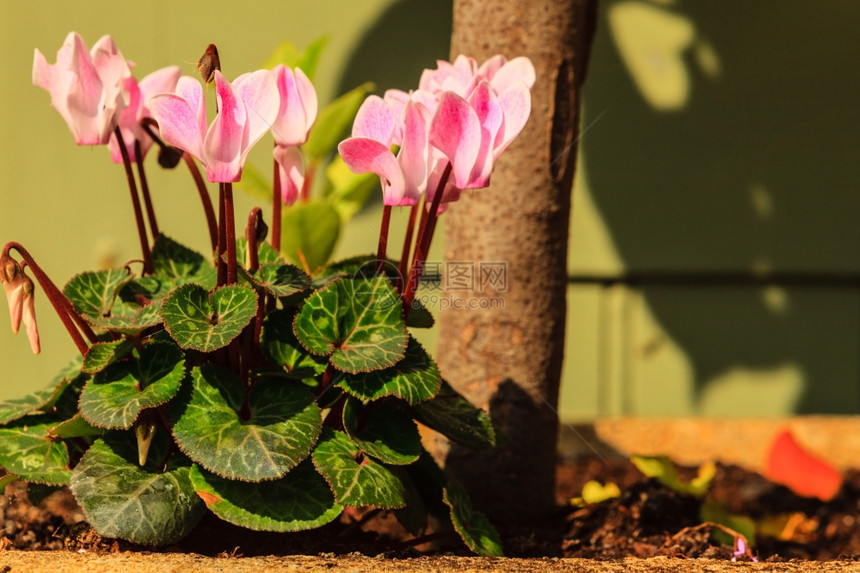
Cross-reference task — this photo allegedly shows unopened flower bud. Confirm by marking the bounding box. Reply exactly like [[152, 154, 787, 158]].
[[197, 44, 220, 84]]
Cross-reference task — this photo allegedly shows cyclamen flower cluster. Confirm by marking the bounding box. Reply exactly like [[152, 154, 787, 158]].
[[338, 54, 535, 207], [31, 32, 318, 203]]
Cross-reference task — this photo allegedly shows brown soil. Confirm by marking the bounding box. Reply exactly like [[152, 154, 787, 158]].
[[2, 454, 859, 563]]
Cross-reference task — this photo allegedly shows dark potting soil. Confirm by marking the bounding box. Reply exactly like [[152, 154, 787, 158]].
[[1, 455, 859, 562]]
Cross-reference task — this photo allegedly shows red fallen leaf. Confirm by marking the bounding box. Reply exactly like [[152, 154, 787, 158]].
[[764, 429, 842, 502]]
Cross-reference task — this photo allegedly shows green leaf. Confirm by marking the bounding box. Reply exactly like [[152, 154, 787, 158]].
[[324, 156, 378, 224], [444, 480, 504, 557], [412, 380, 496, 450], [311, 428, 406, 509], [406, 304, 435, 329], [85, 301, 165, 335], [82, 339, 134, 374], [260, 308, 328, 378], [236, 238, 284, 268], [304, 82, 374, 162], [190, 461, 342, 532], [151, 235, 216, 287], [262, 37, 327, 79], [253, 263, 311, 298], [630, 455, 716, 498], [161, 283, 257, 352], [0, 358, 85, 424], [64, 269, 132, 318], [48, 414, 103, 439], [342, 398, 420, 465], [700, 497, 757, 548], [70, 435, 205, 546], [570, 480, 622, 507], [171, 365, 321, 482], [0, 416, 71, 485], [293, 277, 407, 374], [280, 199, 341, 272], [339, 337, 440, 404], [79, 342, 185, 430]]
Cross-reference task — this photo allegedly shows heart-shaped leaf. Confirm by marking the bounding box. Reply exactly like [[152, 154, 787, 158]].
[[161, 283, 257, 352], [171, 365, 321, 482], [151, 235, 216, 287], [339, 337, 440, 404], [70, 434, 205, 546], [82, 339, 135, 374], [190, 461, 342, 532], [236, 238, 284, 267], [48, 414, 103, 439], [444, 480, 503, 557], [311, 428, 406, 509], [342, 398, 420, 465], [79, 342, 185, 429], [64, 269, 132, 318], [413, 380, 495, 450], [293, 277, 407, 374], [86, 301, 164, 335], [0, 415, 71, 485], [253, 263, 311, 298], [260, 309, 328, 379]]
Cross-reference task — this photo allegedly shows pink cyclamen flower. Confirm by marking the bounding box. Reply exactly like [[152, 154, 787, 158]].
[[270, 65, 318, 146], [273, 145, 304, 206], [149, 69, 278, 182], [338, 94, 432, 206], [1, 262, 39, 354], [33, 32, 132, 145], [109, 66, 181, 163]]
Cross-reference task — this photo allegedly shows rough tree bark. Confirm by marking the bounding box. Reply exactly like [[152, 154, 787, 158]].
[[435, 0, 597, 522]]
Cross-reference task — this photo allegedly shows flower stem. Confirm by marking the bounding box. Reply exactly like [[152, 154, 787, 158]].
[[402, 163, 451, 315], [223, 182, 237, 285], [4, 243, 96, 354], [245, 207, 263, 273], [271, 151, 282, 252], [217, 184, 227, 286], [182, 153, 218, 252], [397, 204, 419, 293], [376, 205, 392, 275], [114, 127, 153, 275], [134, 139, 160, 240]]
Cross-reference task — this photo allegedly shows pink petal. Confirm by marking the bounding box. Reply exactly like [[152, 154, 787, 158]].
[[477, 55, 507, 82], [273, 145, 305, 206], [488, 56, 536, 91], [89, 35, 132, 143], [135, 66, 182, 158], [351, 95, 396, 144], [429, 91, 481, 190], [21, 293, 40, 355], [4, 278, 23, 335], [338, 137, 406, 205], [233, 69, 279, 154], [150, 91, 205, 162], [466, 82, 504, 188], [63, 33, 106, 144], [109, 76, 141, 163], [397, 101, 431, 204], [494, 82, 532, 158], [174, 76, 208, 137], [294, 68, 318, 134], [270, 66, 312, 146], [203, 71, 246, 182]]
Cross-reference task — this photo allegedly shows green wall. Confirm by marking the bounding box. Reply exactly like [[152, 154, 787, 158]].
[[2, 1, 859, 420]]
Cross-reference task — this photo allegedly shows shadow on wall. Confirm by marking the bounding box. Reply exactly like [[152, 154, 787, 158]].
[[336, 0, 453, 99], [581, 1, 860, 413]]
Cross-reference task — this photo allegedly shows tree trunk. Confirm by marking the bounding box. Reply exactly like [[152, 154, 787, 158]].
[[435, 0, 596, 523]]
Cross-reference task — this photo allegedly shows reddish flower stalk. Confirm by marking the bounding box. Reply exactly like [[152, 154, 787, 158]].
[[376, 205, 392, 275], [270, 152, 282, 252], [397, 203, 419, 293], [134, 139, 160, 240], [245, 207, 264, 273], [223, 182, 238, 285], [115, 126, 153, 275], [216, 184, 227, 286], [401, 163, 451, 315], [3, 243, 96, 354]]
